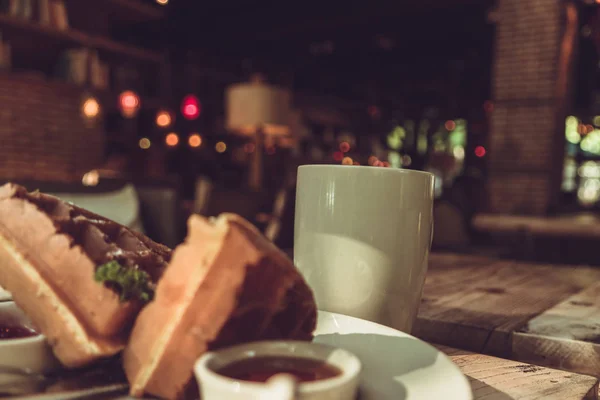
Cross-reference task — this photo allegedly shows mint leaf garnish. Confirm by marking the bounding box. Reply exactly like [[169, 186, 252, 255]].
[[94, 261, 154, 304]]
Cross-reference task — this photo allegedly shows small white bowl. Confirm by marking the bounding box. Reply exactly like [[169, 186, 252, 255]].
[[0, 301, 58, 375], [194, 340, 361, 400]]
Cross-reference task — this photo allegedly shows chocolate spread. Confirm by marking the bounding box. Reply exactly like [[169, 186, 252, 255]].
[[9, 185, 170, 284]]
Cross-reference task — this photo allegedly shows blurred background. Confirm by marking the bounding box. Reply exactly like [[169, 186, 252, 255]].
[[0, 0, 599, 264]]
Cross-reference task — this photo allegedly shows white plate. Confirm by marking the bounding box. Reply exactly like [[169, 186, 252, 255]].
[[8, 310, 473, 400], [314, 311, 472, 400]]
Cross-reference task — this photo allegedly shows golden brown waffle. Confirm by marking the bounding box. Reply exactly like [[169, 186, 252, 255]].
[[0, 183, 171, 367], [123, 214, 316, 399]]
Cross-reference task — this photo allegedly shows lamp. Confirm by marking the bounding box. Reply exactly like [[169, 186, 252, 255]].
[[226, 78, 292, 190]]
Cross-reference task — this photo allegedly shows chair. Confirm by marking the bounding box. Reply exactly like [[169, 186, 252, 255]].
[[2, 178, 184, 248], [263, 187, 289, 242], [48, 183, 143, 233], [136, 183, 183, 248]]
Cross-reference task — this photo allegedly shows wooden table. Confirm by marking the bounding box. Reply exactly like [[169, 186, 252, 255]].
[[437, 345, 598, 399], [415, 252, 600, 383]]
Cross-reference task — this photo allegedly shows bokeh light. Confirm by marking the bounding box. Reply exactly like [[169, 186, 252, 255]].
[[181, 95, 201, 120], [339, 141, 351, 153], [215, 141, 227, 153], [333, 151, 344, 162], [581, 130, 600, 154], [82, 97, 100, 119], [119, 91, 140, 118], [474, 146, 486, 158], [387, 126, 405, 150], [444, 120, 456, 131], [453, 146, 465, 160], [156, 110, 172, 128], [82, 170, 99, 187], [165, 132, 179, 147], [139, 137, 151, 150], [188, 133, 202, 148], [341, 156, 353, 165], [388, 151, 401, 168]]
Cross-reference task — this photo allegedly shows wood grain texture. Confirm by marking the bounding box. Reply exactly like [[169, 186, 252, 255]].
[[437, 345, 599, 400], [414, 253, 600, 357], [513, 281, 600, 378]]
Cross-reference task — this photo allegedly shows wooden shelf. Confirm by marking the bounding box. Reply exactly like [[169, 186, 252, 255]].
[[66, 0, 165, 25], [0, 14, 163, 63]]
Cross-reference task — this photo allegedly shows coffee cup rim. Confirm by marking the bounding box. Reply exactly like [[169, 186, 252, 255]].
[[298, 164, 434, 178]]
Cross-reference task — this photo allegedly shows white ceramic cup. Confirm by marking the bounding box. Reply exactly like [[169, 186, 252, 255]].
[[194, 341, 361, 400], [294, 165, 435, 333]]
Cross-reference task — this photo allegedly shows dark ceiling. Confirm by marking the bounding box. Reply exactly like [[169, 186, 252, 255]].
[[163, 0, 496, 116]]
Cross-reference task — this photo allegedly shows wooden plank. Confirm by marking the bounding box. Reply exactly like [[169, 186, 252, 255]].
[[414, 253, 600, 357], [473, 213, 600, 238], [513, 281, 600, 378], [437, 344, 599, 400]]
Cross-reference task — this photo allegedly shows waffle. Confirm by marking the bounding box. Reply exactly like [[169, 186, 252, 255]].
[[0, 183, 171, 367], [123, 213, 317, 399]]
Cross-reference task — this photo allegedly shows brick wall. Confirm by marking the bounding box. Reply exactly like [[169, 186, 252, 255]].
[[488, 0, 564, 214], [0, 74, 105, 183]]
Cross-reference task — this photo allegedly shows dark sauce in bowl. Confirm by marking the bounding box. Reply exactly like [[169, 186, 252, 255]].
[[0, 325, 38, 339], [217, 357, 342, 383]]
